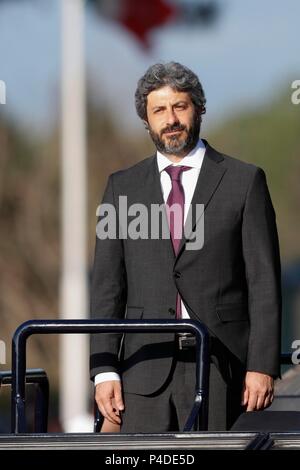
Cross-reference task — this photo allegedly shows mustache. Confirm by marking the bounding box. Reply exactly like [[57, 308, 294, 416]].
[[161, 123, 186, 136]]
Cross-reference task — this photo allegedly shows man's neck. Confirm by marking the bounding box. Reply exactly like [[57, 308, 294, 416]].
[[163, 154, 187, 163]]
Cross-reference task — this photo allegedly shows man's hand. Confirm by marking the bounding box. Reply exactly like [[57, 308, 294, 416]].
[[95, 380, 124, 425], [242, 371, 274, 411]]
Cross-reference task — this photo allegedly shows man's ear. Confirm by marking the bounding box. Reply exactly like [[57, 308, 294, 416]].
[[143, 120, 149, 131], [195, 105, 205, 124]]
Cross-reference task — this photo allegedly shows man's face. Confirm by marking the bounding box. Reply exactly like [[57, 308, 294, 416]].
[[146, 85, 201, 157]]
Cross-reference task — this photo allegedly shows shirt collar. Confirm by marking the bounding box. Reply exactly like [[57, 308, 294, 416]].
[[156, 139, 206, 173]]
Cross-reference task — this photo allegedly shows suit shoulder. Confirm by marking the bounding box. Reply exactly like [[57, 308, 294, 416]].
[[206, 141, 265, 179], [222, 152, 260, 172], [221, 152, 266, 182], [109, 155, 155, 183]]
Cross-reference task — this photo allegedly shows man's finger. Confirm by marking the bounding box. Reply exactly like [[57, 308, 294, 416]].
[[246, 391, 258, 412], [263, 393, 273, 409], [241, 386, 249, 406], [95, 399, 115, 425], [102, 399, 122, 424], [256, 392, 267, 410], [114, 383, 124, 411], [111, 398, 121, 416]]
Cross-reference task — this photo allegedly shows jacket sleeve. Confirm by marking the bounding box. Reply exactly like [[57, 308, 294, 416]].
[[90, 174, 127, 379], [242, 167, 282, 377]]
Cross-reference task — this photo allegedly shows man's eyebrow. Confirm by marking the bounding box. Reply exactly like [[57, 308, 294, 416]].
[[173, 100, 188, 105], [151, 100, 189, 110]]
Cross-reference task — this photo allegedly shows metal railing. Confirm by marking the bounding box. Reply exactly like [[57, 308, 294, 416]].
[[280, 352, 293, 365], [0, 369, 49, 433], [11, 319, 210, 434]]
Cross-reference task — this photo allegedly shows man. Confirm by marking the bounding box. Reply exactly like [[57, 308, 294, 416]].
[[90, 62, 281, 432]]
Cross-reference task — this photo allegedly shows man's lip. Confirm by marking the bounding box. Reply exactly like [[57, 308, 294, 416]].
[[164, 130, 183, 135]]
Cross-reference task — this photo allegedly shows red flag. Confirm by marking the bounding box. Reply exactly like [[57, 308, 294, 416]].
[[89, 1, 219, 48], [120, 0, 177, 47], [90, 0, 177, 48]]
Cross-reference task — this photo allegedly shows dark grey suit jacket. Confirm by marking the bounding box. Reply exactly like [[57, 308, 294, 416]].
[[90, 141, 281, 416]]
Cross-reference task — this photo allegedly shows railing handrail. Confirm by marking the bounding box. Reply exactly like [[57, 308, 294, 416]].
[[0, 368, 48, 386], [11, 319, 210, 434], [280, 352, 293, 365]]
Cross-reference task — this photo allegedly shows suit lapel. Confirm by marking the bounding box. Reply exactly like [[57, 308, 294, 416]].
[[148, 155, 165, 206], [142, 156, 175, 259], [176, 142, 227, 258], [139, 144, 227, 262]]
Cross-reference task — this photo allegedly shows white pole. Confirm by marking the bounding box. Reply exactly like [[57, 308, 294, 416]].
[[60, 0, 91, 432]]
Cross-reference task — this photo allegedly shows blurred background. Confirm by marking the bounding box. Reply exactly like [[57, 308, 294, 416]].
[[0, 0, 299, 433]]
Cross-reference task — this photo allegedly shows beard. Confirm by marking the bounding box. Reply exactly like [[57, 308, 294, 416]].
[[148, 113, 201, 157]]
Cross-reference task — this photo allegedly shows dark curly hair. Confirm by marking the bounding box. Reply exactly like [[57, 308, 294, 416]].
[[135, 62, 206, 121]]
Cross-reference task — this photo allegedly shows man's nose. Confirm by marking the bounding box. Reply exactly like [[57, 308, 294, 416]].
[[165, 109, 178, 126]]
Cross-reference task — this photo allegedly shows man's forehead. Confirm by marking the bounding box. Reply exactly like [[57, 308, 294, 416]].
[[147, 85, 191, 107]]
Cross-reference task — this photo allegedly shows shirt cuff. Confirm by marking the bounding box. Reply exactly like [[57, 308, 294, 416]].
[[94, 372, 121, 386]]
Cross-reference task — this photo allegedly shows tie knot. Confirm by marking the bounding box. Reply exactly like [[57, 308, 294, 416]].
[[165, 165, 191, 181]]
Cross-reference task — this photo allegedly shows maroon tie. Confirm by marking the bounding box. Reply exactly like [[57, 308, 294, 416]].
[[165, 165, 191, 318]]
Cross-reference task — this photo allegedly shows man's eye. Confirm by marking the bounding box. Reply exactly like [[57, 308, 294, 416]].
[[154, 109, 163, 113]]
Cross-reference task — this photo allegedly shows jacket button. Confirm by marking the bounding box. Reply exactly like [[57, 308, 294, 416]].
[[174, 271, 181, 279], [168, 308, 175, 315]]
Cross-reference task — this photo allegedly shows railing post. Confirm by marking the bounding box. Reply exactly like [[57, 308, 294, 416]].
[[11, 323, 29, 433]]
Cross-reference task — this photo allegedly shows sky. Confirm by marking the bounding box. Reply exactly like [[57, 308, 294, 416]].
[[0, 0, 299, 136]]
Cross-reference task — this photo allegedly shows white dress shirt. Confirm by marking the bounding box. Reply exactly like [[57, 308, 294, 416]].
[[95, 139, 206, 385]]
